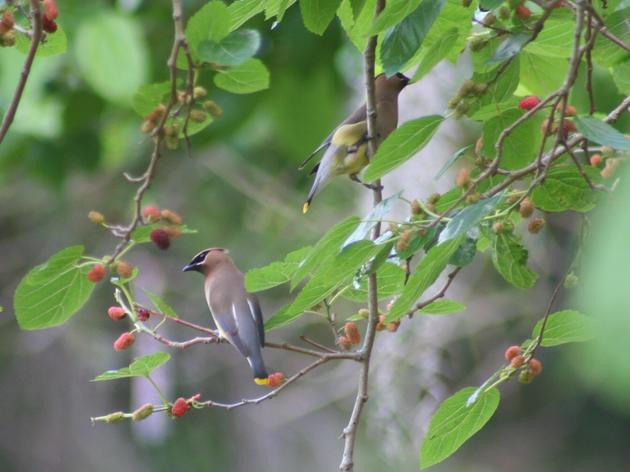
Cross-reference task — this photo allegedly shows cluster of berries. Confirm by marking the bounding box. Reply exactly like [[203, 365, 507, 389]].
[[504, 345, 543, 384], [142, 205, 184, 250], [141, 87, 223, 150], [0, 10, 15, 46]]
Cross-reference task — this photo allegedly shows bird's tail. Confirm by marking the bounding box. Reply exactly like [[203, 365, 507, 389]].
[[303, 182, 319, 214], [249, 354, 269, 385]]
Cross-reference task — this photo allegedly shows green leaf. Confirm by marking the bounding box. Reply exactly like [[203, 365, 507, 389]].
[[214, 59, 270, 94], [420, 387, 500, 469], [419, 299, 465, 315], [349, 0, 367, 18], [130, 224, 197, 244], [368, 0, 423, 35], [525, 12, 575, 58], [343, 193, 400, 246], [531, 310, 595, 346], [468, 56, 520, 117], [412, 28, 459, 81], [267, 241, 381, 330], [92, 352, 171, 381], [363, 115, 444, 182], [531, 165, 601, 212], [245, 246, 312, 292], [612, 60, 630, 94], [16, 25, 67, 57], [290, 216, 360, 289], [574, 116, 630, 151], [132, 82, 171, 117], [592, 8, 630, 66], [299, 0, 343, 35], [487, 33, 531, 65], [482, 108, 539, 169], [266, 0, 296, 22], [228, 0, 268, 30], [420, 0, 475, 63], [386, 237, 463, 322], [519, 51, 568, 96], [198, 29, 261, 66], [434, 144, 471, 180], [468, 99, 518, 122], [344, 262, 406, 302], [75, 12, 148, 105], [380, 0, 447, 76], [144, 289, 178, 318], [187, 1, 232, 60], [337, 0, 376, 51], [491, 233, 538, 289], [438, 192, 504, 244], [449, 235, 478, 267], [14, 246, 94, 330]]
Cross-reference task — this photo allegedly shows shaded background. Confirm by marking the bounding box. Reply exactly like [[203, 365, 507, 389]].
[[1, 1, 630, 471]]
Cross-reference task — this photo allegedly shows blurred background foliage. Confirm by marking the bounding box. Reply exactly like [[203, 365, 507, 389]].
[[1, 0, 630, 471]]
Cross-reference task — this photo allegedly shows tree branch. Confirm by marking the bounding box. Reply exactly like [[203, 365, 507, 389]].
[[0, 0, 43, 145], [339, 1, 385, 470]]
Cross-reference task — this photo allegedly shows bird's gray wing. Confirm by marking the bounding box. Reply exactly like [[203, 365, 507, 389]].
[[246, 294, 265, 346], [298, 103, 366, 170]]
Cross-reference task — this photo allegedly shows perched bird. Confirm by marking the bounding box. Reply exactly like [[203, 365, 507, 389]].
[[301, 72, 410, 212], [183, 248, 269, 385]]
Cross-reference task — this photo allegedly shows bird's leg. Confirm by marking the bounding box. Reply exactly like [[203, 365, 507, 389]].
[[349, 173, 382, 191], [347, 135, 373, 153]]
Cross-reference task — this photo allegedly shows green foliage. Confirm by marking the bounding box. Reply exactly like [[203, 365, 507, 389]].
[[531, 310, 595, 346], [245, 246, 312, 292], [144, 289, 178, 318], [15, 26, 67, 57], [386, 237, 463, 322], [290, 216, 360, 289], [592, 8, 630, 66], [531, 165, 601, 212], [438, 192, 504, 243], [213, 58, 270, 94], [199, 29, 261, 66], [343, 261, 405, 302], [491, 233, 538, 289], [14, 246, 94, 330], [299, 0, 343, 35], [481, 108, 540, 169], [420, 387, 500, 469], [92, 352, 171, 381], [574, 116, 630, 151], [266, 240, 382, 330], [186, 1, 232, 59], [132, 82, 171, 116], [419, 299, 465, 315], [75, 12, 148, 105], [380, 0, 447, 76], [363, 115, 444, 181]]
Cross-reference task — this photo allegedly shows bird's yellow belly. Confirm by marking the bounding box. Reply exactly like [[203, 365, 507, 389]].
[[340, 146, 368, 175]]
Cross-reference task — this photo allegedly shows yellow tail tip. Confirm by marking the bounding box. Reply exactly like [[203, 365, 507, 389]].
[[254, 377, 269, 386], [302, 202, 310, 214]]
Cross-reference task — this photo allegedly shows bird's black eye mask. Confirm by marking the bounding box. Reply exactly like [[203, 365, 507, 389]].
[[189, 250, 210, 266]]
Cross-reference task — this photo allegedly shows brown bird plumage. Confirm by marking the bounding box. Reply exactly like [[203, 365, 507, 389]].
[[300, 72, 410, 171], [183, 248, 268, 385]]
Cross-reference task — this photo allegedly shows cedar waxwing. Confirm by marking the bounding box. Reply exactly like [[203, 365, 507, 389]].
[[301, 72, 410, 213], [183, 248, 269, 385]]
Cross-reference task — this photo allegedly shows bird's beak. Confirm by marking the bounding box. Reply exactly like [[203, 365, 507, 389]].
[[182, 263, 196, 272]]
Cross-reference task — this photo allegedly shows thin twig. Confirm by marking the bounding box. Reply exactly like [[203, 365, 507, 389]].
[[0, 0, 42, 145]]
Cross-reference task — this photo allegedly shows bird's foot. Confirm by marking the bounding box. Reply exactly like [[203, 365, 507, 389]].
[[349, 174, 382, 191]]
